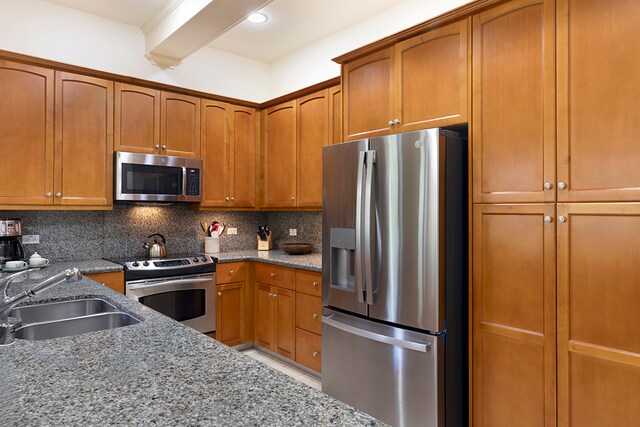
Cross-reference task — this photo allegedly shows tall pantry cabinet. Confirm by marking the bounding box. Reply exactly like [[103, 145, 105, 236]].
[[473, 0, 640, 425]]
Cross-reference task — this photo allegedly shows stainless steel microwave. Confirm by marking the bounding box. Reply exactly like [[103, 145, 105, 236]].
[[115, 152, 202, 202]]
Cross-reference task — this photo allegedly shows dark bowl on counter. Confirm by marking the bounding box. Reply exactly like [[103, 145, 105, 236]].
[[281, 243, 314, 255]]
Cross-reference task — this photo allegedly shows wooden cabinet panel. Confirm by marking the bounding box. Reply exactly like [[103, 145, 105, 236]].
[[201, 100, 230, 207], [473, 0, 556, 204], [296, 90, 329, 208], [54, 72, 113, 206], [294, 270, 322, 297], [295, 328, 321, 373], [255, 282, 275, 350], [216, 282, 245, 346], [230, 105, 256, 207], [161, 92, 200, 158], [0, 60, 54, 205], [114, 83, 160, 155], [217, 262, 246, 284], [395, 19, 468, 132], [557, 203, 640, 425], [557, 0, 640, 202], [329, 86, 342, 144], [295, 293, 321, 335], [343, 47, 395, 140], [275, 286, 295, 360], [85, 271, 124, 294], [255, 263, 295, 290], [262, 101, 296, 207], [473, 204, 556, 426]]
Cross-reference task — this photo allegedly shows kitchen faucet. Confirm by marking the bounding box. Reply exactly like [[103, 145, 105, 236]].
[[0, 268, 83, 345]]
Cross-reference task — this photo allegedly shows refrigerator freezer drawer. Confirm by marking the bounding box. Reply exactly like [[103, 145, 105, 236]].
[[322, 309, 444, 427]]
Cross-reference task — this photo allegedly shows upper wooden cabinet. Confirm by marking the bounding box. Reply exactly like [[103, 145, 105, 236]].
[[201, 100, 256, 208], [262, 101, 297, 208], [54, 72, 113, 206], [161, 92, 201, 158], [0, 60, 54, 206], [114, 83, 160, 154], [472, 0, 556, 204], [342, 20, 468, 141], [557, 0, 640, 202], [329, 86, 342, 144]]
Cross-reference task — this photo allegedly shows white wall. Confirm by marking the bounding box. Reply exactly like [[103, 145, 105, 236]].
[[267, 0, 474, 99], [0, 0, 270, 102]]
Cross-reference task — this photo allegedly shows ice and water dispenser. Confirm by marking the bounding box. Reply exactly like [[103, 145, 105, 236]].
[[330, 228, 356, 290]]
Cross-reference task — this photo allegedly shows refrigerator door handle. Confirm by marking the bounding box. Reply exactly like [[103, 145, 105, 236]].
[[363, 150, 376, 305], [322, 314, 431, 353], [355, 151, 367, 303]]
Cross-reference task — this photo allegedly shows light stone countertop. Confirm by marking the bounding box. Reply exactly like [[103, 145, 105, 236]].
[[215, 249, 322, 272], [0, 262, 382, 426]]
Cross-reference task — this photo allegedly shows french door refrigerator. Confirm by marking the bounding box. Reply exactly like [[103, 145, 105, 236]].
[[321, 128, 468, 427]]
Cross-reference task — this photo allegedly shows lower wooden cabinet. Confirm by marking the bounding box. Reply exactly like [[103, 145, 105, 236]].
[[216, 282, 245, 347], [85, 271, 124, 294], [255, 282, 296, 360], [295, 328, 321, 373]]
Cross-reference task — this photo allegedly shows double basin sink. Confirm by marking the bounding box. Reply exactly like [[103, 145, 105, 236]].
[[11, 298, 140, 341]]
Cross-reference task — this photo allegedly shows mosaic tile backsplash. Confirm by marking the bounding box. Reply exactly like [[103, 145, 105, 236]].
[[3, 205, 322, 261]]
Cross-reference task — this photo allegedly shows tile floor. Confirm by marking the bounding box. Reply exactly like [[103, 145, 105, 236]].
[[242, 348, 321, 390]]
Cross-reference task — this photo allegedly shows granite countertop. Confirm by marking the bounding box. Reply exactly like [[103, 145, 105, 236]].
[[0, 262, 381, 426], [215, 249, 322, 272]]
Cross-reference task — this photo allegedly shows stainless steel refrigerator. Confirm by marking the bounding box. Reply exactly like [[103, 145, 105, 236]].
[[321, 128, 468, 427]]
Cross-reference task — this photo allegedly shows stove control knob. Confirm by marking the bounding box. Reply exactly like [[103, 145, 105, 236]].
[[193, 257, 199, 263], [143, 261, 149, 267], [201, 256, 207, 262], [132, 261, 139, 267]]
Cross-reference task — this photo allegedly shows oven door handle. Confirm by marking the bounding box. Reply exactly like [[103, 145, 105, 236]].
[[128, 277, 213, 291]]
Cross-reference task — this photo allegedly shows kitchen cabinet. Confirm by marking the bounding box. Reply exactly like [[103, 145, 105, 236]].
[[295, 328, 321, 373], [295, 292, 321, 335], [294, 270, 322, 373], [160, 91, 201, 158], [0, 60, 54, 206], [342, 20, 468, 141], [329, 86, 342, 144], [472, 204, 556, 426], [295, 270, 321, 297], [255, 263, 295, 290], [216, 282, 245, 347], [54, 72, 113, 206], [472, 0, 556, 204], [556, 203, 640, 426], [114, 83, 160, 155], [255, 282, 296, 360], [201, 100, 257, 208], [85, 271, 124, 294], [557, 0, 640, 202]]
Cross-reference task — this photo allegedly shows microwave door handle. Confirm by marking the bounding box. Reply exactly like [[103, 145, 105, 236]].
[[128, 277, 213, 291], [363, 150, 376, 305], [182, 167, 187, 197], [355, 151, 367, 304]]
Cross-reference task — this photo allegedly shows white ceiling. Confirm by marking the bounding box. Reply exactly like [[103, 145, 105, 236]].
[[44, 0, 407, 63]]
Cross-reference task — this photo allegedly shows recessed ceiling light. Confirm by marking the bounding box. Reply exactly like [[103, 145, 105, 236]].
[[246, 12, 268, 24]]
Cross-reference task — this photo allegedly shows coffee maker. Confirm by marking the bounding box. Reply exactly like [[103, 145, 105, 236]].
[[0, 218, 25, 266]]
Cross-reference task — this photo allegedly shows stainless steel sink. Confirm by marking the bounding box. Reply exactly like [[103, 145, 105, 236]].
[[9, 297, 140, 341], [14, 312, 139, 341]]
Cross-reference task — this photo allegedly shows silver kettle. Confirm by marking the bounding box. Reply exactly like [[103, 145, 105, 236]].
[[143, 233, 167, 258]]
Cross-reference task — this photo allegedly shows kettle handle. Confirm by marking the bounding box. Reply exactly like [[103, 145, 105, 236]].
[[147, 233, 166, 244]]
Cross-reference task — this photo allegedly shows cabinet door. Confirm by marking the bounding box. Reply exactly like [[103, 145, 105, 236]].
[[395, 19, 468, 132], [262, 101, 296, 208], [557, 0, 640, 202], [85, 272, 124, 294], [329, 86, 342, 145], [255, 283, 275, 351], [216, 282, 245, 347], [342, 47, 394, 140], [557, 203, 640, 426], [295, 328, 321, 373], [230, 105, 256, 207], [161, 92, 201, 158], [114, 83, 160, 154], [275, 287, 296, 360], [201, 100, 230, 207], [54, 72, 113, 206], [296, 90, 329, 208], [473, 204, 556, 427], [0, 60, 54, 205], [295, 292, 322, 335], [473, 0, 556, 204]]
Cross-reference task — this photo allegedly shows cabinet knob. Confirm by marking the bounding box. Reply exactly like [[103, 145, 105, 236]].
[[557, 182, 567, 190], [557, 216, 566, 224], [230, 196, 235, 202], [218, 291, 222, 296], [544, 216, 553, 223], [388, 120, 394, 126], [55, 192, 62, 198], [272, 293, 277, 298], [226, 196, 230, 201], [312, 313, 318, 319], [229, 270, 235, 275], [312, 281, 318, 287], [291, 196, 295, 201], [46, 192, 52, 197], [543, 182, 552, 190], [270, 272, 276, 278], [312, 351, 319, 357], [162, 145, 167, 150], [393, 119, 400, 125], [155, 144, 160, 149]]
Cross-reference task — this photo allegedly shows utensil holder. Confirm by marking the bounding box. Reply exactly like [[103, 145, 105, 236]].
[[257, 233, 272, 251], [205, 236, 220, 254]]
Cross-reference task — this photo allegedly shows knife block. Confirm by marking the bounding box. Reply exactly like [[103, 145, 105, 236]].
[[257, 233, 272, 251]]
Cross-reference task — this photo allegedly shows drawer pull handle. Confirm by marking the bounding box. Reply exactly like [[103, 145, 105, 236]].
[[218, 291, 222, 296], [270, 273, 276, 278], [312, 281, 318, 287], [312, 313, 318, 319], [229, 270, 235, 275], [313, 351, 319, 357]]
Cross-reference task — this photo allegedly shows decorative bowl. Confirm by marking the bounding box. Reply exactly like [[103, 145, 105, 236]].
[[281, 243, 313, 255]]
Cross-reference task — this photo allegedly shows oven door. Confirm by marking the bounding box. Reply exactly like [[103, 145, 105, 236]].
[[126, 274, 215, 333]]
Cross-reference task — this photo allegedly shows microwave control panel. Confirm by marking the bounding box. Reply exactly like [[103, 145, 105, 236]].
[[186, 169, 200, 196]]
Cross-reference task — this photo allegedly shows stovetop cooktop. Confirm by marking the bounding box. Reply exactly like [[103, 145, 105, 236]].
[[104, 253, 218, 281]]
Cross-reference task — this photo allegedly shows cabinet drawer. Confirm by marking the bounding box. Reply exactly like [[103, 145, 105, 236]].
[[295, 293, 322, 335], [85, 271, 124, 294], [295, 328, 321, 373], [295, 270, 322, 297], [255, 263, 295, 290], [217, 262, 246, 284]]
